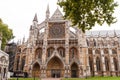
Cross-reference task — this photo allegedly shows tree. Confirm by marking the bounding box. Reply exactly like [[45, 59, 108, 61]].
[[0, 19, 14, 50], [58, 0, 118, 32]]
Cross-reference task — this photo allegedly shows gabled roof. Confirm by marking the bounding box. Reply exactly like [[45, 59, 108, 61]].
[[50, 8, 64, 20]]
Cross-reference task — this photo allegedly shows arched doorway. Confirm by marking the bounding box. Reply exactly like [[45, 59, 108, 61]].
[[47, 56, 64, 78], [71, 63, 78, 77], [32, 63, 40, 77]]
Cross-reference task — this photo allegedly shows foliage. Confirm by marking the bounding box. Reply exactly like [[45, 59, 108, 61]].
[[58, 0, 118, 32], [0, 19, 14, 50]]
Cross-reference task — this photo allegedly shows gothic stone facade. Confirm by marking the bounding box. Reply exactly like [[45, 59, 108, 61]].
[[13, 7, 120, 78], [0, 34, 9, 80]]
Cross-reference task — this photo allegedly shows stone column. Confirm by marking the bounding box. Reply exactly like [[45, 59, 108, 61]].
[[100, 49, 106, 76], [42, 21, 48, 64], [92, 49, 97, 75], [65, 21, 69, 65], [109, 48, 115, 76], [1, 66, 3, 80], [41, 21, 48, 78], [65, 21, 70, 77], [86, 48, 91, 77], [19, 54, 22, 71], [117, 48, 120, 76]]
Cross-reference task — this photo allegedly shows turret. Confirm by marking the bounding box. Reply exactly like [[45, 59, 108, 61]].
[[114, 30, 117, 37], [33, 13, 38, 27], [46, 4, 50, 20], [22, 36, 25, 44]]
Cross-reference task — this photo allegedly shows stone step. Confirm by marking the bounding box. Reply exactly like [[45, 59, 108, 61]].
[[41, 78, 61, 80]]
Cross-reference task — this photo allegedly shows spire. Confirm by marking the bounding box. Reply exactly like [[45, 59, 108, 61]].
[[22, 36, 25, 44], [90, 32, 93, 38], [106, 32, 109, 37], [33, 13, 38, 22], [46, 4, 50, 20], [114, 30, 117, 37], [30, 25, 32, 30], [98, 32, 101, 37], [46, 4, 50, 13]]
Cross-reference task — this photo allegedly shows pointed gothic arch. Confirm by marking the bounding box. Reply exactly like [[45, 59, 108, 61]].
[[35, 48, 42, 59], [47, 47, 55, 57], [57, 47, 65, 57], [21, 56, 26, 71], [113, 58, 118, 71], [88, 48, 92, 54], [69, 47, 78, 60], [105, 57, 109, 71], [96, 57, 101, 72], [95, 49, 100, 54], [93, 39, 96, 46], [32, 62, 40, 77], [86, 39, 89, 46], [70, 62, 79, 78], [16, 56, 20, 70], [47, 56, 64, 78], [104, 48, 109, 54], [112, 49, 117, 54], [89, 56, 94, 76]]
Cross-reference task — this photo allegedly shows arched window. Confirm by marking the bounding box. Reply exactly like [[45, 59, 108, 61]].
[[17, 48, 21, 53], [95, 49, 100, 54], [89, 57, 94, 72], [112, 49, 117, 54], [86, 39, 89, 46], [16, 56, 20, 70], [104, 49, 109, 54], [69, 47, 77, 61], [21, 57, 26, 70], [105, 57, 109, 71], [93, 39, 96, 46], [113, 58, 118, 71], [57, 47, 65, 57], [35, 48, 42, 59], [96, 57, 101, 71], [88, 48, 92, 54], [47, 47, 54, 57], [70, 48, 77, 58]]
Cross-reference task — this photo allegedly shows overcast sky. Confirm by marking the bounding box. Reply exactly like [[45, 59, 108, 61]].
[[0, 0, 120, 42]]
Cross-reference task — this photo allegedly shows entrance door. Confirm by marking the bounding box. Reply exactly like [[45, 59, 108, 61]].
[[71, 63, 78, 78], [71, 70, 77, 77], [51, 69, 61, 78], [47, 57, 64, 77], [32, 63, 40, 77]]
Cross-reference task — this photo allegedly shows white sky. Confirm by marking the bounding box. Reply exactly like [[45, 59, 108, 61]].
[[0, 0, 120, 42]]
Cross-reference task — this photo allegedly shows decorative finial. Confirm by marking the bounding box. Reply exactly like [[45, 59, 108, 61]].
[[33, 13, 38, 22], [114, 30, 117, 37]]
